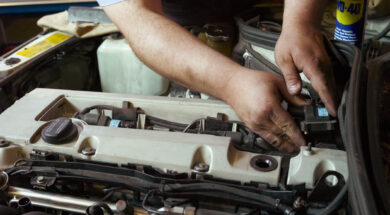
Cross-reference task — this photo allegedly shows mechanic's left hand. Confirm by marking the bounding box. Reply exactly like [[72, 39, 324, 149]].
[[275, 24, 337, 116]]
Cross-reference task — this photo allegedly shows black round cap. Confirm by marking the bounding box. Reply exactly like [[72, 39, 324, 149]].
[[41, 118, 78, 144]]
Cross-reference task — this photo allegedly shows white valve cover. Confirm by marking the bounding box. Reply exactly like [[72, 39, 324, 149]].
[[0, 89, 348, 188]]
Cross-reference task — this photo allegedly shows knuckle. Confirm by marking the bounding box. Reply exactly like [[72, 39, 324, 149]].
[[305, 69, 326, 84], [309, 54, 331, 71], [255, 103, 273, 118], [310, 56, 322, 67], [280, 123, 294, 134], [260, 130, 296, 153], [271, 140, 282, 149], [257, 131, 275, 144], [275, 53, 291, 65], [273, 129, 284, 137], [246, 116, 266, 131], [313, 73, 327, 86]]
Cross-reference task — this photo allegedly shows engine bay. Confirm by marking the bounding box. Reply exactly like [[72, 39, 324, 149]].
[[0, 1, 389, 213], [0, 88, 348, 215]]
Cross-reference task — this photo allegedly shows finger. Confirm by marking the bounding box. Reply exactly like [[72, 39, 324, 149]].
[[276, 79, 312, 106], [276, 54, 302, 95], [252, 120, 299, 153], [270, 105, 306, 148], [303, 62, 337, 116]]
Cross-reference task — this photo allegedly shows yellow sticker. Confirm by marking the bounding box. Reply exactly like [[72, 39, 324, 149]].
[[16, 33, 71, 58], [336, 0, 364, 25]]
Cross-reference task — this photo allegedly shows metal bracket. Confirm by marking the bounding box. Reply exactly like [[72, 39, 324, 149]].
[[308, 171, 345, 202]]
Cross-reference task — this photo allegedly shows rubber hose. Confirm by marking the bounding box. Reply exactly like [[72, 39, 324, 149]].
[[318, 183, 348, 215]]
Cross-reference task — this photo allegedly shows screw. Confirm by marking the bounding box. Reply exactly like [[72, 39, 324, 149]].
[[36, 176, 46, 184], [194, 163, 209, 172], [304, 142, 314, 156], [81, 147, 96, 156], [308, 142, 312, 151]]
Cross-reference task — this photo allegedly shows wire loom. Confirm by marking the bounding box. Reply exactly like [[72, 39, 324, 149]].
[[6, 159, 298, 215]]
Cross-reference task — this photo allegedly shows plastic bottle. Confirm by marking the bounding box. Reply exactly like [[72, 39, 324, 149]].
[[97, 38, 169, 96]]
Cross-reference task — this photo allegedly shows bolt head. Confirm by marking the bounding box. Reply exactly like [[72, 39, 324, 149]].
[[303, 148, 314, 156], [36, 176, 46, 184], [194, 163, 209, 172], [82, 147, 96, 156]]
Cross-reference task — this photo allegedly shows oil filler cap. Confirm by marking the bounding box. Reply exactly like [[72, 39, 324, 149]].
[[41, 118, 78, 144]]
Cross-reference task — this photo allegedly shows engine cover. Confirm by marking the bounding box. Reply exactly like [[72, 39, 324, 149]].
[[0, 88, 348, 188]]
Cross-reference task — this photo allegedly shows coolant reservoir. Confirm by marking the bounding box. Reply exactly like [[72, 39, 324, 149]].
[[97, 38, 169, 95]]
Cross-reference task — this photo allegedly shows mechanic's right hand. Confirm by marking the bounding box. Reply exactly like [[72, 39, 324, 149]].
[[224, 69, 310, 153], [275, 24, 337, 116]]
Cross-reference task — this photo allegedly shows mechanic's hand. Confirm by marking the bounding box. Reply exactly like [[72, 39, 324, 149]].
[[275, 24, 337, 116], [225, 69, 310, 153]]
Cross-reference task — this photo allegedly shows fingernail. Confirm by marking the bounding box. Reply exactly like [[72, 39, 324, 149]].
[[288, 84, 300, 94]]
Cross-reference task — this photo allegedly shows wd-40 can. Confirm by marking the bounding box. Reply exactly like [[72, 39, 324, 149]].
[[334, 0, 367, 47]]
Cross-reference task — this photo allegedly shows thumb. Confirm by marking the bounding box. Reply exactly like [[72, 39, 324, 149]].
[[277, 78, 311, 106], [276, 55, 302, 95]]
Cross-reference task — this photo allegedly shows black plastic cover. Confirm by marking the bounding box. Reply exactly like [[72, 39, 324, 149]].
[[41, 118, 78, 144]]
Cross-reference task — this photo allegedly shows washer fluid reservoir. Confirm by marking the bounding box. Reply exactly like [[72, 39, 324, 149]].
[[97, 38, 169, 95]]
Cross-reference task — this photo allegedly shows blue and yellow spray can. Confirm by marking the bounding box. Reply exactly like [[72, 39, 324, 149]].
[[334, 0, 367, 47]]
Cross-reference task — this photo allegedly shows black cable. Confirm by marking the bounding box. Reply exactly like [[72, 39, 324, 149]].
[[159, 183, 295, 214], [146, 115, 187, 131], [101, 187, 123, 201], [9, 160, 296, 214], [142, 190, 170, 215], [80, 105, 116, 114], [13, 159, 28, 168], [317, 183, 348, 215], [183, 118, 204, 133], [102, 191, 114, 201], [77, 105, 190, 131], [373, 21, 390, 41], [103, 187, 122, 193], [363, 21, 390, 48]]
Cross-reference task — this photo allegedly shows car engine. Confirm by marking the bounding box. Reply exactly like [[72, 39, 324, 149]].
[[0, 88, 348, 215]]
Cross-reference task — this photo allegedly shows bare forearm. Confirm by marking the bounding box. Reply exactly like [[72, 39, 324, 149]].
[[283, 0, 327, 28], [103, 0, 313, 152], [104, 0, 241, 101]]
